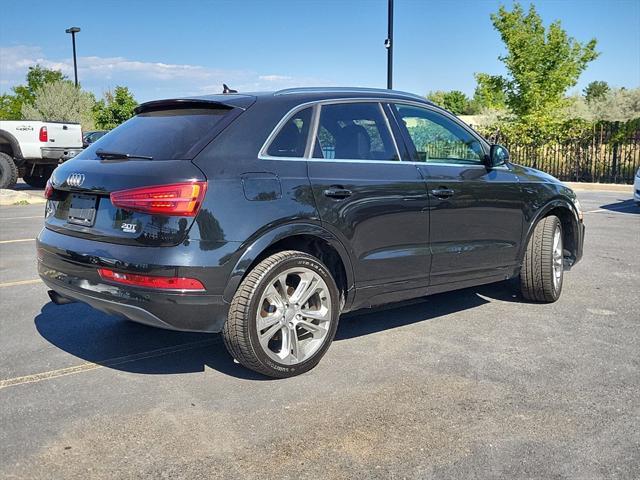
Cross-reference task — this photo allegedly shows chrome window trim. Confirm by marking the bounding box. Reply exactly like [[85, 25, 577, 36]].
[[258, 97, 429, 162], [256, 156, 507, 170], [257, 97, 503, 171]]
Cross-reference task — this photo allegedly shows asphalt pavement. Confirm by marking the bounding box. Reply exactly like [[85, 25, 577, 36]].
[[0, 190, 638, 479]]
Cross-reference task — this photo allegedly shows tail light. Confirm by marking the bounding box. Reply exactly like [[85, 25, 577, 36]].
[[98, 268, 205, 291], [39, 126, 48, 142], [44, 180, 54, 199], [110, 181, 207, 216]]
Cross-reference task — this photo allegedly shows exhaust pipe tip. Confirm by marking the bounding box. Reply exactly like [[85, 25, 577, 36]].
[[48, 290, 76, 305]]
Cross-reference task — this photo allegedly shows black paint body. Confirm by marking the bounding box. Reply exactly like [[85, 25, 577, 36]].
[[37, 89, 584, 332]]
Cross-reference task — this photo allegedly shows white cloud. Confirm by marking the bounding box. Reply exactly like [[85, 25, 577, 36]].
[[0, 45, 333, 101], [259, 74, 293, 82]]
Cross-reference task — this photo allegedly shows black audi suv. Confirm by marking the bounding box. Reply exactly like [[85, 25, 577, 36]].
[[37, 87, 584, 378]]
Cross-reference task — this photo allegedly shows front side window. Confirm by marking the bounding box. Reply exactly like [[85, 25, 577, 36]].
[[313, 103, 398, 161], [266, 107, 313, 158], [394, 105, 484, 164]]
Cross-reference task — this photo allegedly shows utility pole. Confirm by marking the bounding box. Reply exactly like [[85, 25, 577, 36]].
[[385, 0, 394, 89], [65, 27, 81, 87]]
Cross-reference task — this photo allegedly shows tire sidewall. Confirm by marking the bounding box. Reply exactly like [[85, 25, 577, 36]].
[[246, 255, 340, 377], [550, 219, 563, 299], [0, 153, 18, 189]]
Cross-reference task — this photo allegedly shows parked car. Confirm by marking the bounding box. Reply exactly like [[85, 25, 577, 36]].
[[37, 87, 585, 378], [635, 166, 640, 205], [82, 130, 108, 148], [0, 120, 83, 189]]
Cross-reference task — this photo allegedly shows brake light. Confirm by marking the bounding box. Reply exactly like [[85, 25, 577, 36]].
[[98, 268, 205, 291], [39, 126, 48, 142], [110, 181, 207, 216], [44, 180, 54, 199]]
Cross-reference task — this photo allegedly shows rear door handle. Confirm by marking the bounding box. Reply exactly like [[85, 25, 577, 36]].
[[431, 188, 455, 199], [323, 188, 352, 199]]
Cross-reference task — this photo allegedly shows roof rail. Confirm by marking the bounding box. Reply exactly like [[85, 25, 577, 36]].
[[274, 87, 428, 102]]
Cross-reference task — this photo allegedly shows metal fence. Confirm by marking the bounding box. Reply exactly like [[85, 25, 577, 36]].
[[487, 121, 640, 184]]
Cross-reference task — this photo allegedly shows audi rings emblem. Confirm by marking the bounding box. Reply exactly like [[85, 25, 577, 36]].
[[66, 173, 85, 187]]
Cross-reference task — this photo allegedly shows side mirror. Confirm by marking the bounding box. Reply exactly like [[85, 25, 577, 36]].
[[487, 144, 510, 168]]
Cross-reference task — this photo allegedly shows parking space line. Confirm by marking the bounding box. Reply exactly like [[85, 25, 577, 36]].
[[0, 238, 35, 244], [0, 279, 42, 288], [0, 338, 220, 390], [585, 207, 636, 214], [0, 216, 43, 220]]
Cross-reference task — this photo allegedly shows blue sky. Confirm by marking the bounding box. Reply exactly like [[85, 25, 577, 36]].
[[1, 0, 638, 102]]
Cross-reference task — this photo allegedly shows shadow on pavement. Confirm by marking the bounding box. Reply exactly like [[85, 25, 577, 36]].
[[35, 280, 520, 379], [13, 183, 44, 193], [598, 198, 639, 214]]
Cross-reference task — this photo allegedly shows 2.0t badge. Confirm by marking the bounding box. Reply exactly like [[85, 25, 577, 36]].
[[66, 173, 85, 187]]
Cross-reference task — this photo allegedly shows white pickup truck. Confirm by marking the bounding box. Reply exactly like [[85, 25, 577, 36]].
[[0, 120, 83, 189]]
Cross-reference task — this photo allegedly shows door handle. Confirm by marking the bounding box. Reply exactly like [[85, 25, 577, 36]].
[[431, 188, 455, 199], [323, 188, 352, 199]]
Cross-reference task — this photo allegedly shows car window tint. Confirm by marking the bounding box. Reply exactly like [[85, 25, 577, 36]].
[[267, 107, 313, 157], [78, 108, 231, 160], [313, 103, 398, 161], [394, 105, 483, 164]]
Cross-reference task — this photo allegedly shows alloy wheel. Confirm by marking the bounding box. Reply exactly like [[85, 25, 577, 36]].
[[256, 267, 332, 365]]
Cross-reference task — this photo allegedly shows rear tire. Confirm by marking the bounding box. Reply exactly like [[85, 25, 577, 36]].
[[222, 250, 340, 378], [23, 166, 55, 188], [0, 152, 18, 189], [520, 215, 564, 302]]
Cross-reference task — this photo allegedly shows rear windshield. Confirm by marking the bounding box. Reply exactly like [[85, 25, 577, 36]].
[[79, 108, 231, 160]]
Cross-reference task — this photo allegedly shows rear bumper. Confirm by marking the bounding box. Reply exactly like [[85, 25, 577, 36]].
[[41, 147, 83, 161], [37, 228, 242, 333]]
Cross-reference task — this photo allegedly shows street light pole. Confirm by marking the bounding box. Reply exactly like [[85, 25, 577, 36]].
[[65, 27, 81, 87], [385, 0, 394, 89]]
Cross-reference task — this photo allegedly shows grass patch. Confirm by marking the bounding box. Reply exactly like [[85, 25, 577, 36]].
[[13, 200, 30, 206]]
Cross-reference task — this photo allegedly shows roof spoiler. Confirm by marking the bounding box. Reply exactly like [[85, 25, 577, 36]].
[[135, 98, 241, 115]]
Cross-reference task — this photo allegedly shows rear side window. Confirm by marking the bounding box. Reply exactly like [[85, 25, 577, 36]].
[[313, 103, 398, 161], [80, 108, 231, 160], [266, 107, 313, 158]]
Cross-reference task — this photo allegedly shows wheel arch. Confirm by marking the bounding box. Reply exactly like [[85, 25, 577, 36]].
[[0, 129, 23, 159], [520, 198, 581, 265], [223, 223, 355, 308]]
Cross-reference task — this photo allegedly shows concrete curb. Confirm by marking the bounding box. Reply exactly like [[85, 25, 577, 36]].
[[563, 182, 634, 193], [0, 189, 47, 206]]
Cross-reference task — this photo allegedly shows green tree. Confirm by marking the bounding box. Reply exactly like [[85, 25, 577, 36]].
[[478, 3, 598, 119], [93, 86, 138, 129], [427, 90, 474, 115], [22, 80, 95, 129], [426, 90, 447, 108], [565, 87, 640, 121], [583, 80, 610, 103], [473, 73, 507, 110], [0, 65, 67, 120]]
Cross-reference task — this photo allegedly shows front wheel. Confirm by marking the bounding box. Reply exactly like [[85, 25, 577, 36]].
[[222, 250, 340, 378], [520, 215, 564, 302]]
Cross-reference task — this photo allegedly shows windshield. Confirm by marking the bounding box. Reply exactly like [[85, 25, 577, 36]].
[[79, 108, 231, 160]]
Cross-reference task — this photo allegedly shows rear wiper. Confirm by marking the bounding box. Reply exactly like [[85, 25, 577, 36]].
[[95, 149, 153, 160]]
